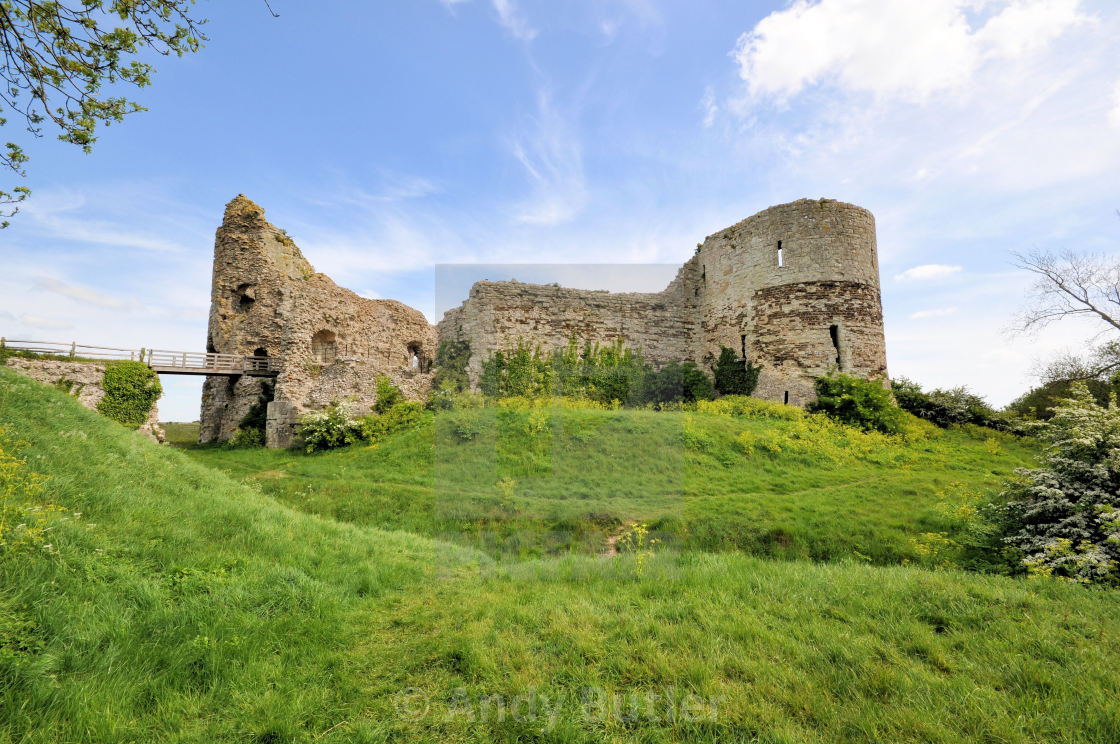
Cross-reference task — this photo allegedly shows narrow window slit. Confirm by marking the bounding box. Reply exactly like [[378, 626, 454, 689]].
[[777, 240, 784, 268], [829, 324, 842, 368]]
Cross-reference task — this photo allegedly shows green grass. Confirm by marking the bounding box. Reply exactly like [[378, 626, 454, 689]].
[[162, 420, 200, 446], [4, 368, 1119, 742], [183, 403, 1037, 566]]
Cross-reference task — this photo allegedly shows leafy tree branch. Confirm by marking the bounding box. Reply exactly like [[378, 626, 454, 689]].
[[0, 0, 208, 225]]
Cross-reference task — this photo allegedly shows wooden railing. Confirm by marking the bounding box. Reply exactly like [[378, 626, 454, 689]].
[[1, 338, 277, 376]]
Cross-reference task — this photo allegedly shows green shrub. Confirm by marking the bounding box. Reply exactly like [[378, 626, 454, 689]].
[[995, 383, 1120, 584], [480, 341, 556, 398], [431, 339, 471, 393], [449, 411, 484, 442], [225, 427, 264, 449], [809, 372, 903, 435], [1007, 376, 1120, 421], [373, 375, 403, 414], [298, 402, 362, 454], [96, 361, 162, 428], [360, 400, 424, 442], [633, 362, 714, 406], [712, 346, 760, 397], [892, 377, 1014, 431]]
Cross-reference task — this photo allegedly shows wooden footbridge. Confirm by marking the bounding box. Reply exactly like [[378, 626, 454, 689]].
[[0, 338, 277, 377]]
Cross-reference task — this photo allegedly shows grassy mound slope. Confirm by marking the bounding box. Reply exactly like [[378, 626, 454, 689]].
[[4, 370, 1119, 743], [187, 403, 1036, 565]]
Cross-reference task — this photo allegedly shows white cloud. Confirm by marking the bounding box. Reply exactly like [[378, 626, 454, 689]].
[[701, 86, 718, 128], [509, 91, 587, 225], [733, 0, 1089, 103], [909, 306, 958, 319], [894, 264, 963, 282], [32, 277, 131, 309], [492, 0, 536, 41]]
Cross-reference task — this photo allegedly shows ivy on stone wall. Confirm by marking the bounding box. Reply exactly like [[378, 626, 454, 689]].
[[96, 362, 162, 429]]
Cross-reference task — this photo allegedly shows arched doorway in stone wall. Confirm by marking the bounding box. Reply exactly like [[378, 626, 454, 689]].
[[407, 341, 428, 372]]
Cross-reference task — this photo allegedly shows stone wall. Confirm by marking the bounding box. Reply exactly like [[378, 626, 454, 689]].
[[437, 198, 888, 405], [200, 196, 436, 447], [4, 357, 164, 442], [438, 271, 698, 382]]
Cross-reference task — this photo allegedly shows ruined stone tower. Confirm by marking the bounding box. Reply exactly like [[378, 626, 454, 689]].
[[199, 195, 435, 447], [687, 198, 886, 404], [201, 196, 887, 446], [438, 198, 887, 406]]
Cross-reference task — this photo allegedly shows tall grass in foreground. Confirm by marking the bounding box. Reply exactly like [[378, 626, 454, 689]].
[[4, 369, 1119, 742]]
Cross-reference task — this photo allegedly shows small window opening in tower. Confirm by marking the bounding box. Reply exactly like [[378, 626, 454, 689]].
[[701, 266, 706, 284], [253, 347, 268, 358], [829, 324, 842, 369], [784, 390, 789, 405], [740, 334, 747, 361], [777, 240, 784, 268]]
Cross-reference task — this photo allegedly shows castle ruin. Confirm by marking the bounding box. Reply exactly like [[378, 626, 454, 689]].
[[199, 196, 887, 447]]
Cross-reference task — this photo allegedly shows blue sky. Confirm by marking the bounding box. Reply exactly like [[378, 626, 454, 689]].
[[2, 0, 1118, 420]]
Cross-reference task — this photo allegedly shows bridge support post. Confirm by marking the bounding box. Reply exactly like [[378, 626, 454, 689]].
[[265, 400, 298, 449]]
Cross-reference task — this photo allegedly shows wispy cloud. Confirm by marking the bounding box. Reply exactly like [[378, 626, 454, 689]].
[[509, 91, 587, 225], [701, 86, 718, 127], [492, 0, 536, 41], [894, 264, 963, 282], [21, 190, 190, 253], [0, 309, 74, 331], [909, 306, 958, 319], [32, 276, 133, 309]]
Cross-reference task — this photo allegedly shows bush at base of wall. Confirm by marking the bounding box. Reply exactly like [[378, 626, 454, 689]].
[[96, 361, 162, 429]]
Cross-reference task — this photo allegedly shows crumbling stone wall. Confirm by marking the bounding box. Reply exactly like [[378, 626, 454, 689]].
[[437, 198, 887, 406], [438, 271, 698, 382], [4, 358, 164, 442], [200, 196, 435, 447]]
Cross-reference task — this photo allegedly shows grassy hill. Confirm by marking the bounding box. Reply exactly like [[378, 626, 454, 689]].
[[183, 401, 1037, 567], [3, 368, 1120, 743]]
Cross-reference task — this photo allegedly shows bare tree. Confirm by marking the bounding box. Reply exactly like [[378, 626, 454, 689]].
[[1014, 227, 1120, 382], [1013, 249, 1120, 333]]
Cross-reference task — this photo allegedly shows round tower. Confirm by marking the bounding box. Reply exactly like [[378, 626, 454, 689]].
[[692, 198, 887, 406]]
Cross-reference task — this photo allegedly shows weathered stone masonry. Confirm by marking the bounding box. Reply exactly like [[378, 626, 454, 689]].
[[201, 196, 887, 446], [438, 198, 888, 406], [199, 196, 435, 447]]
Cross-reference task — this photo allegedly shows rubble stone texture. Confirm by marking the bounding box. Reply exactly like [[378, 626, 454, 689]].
[[201, 196, 887, 447], [4, 358, 165, 442], [199, 196, 435, 447], [438, 198, 888, 406]]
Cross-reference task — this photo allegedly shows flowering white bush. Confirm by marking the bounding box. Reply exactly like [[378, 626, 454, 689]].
[[298, 401, 362, 454], [998, 383, 1120, 584]]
